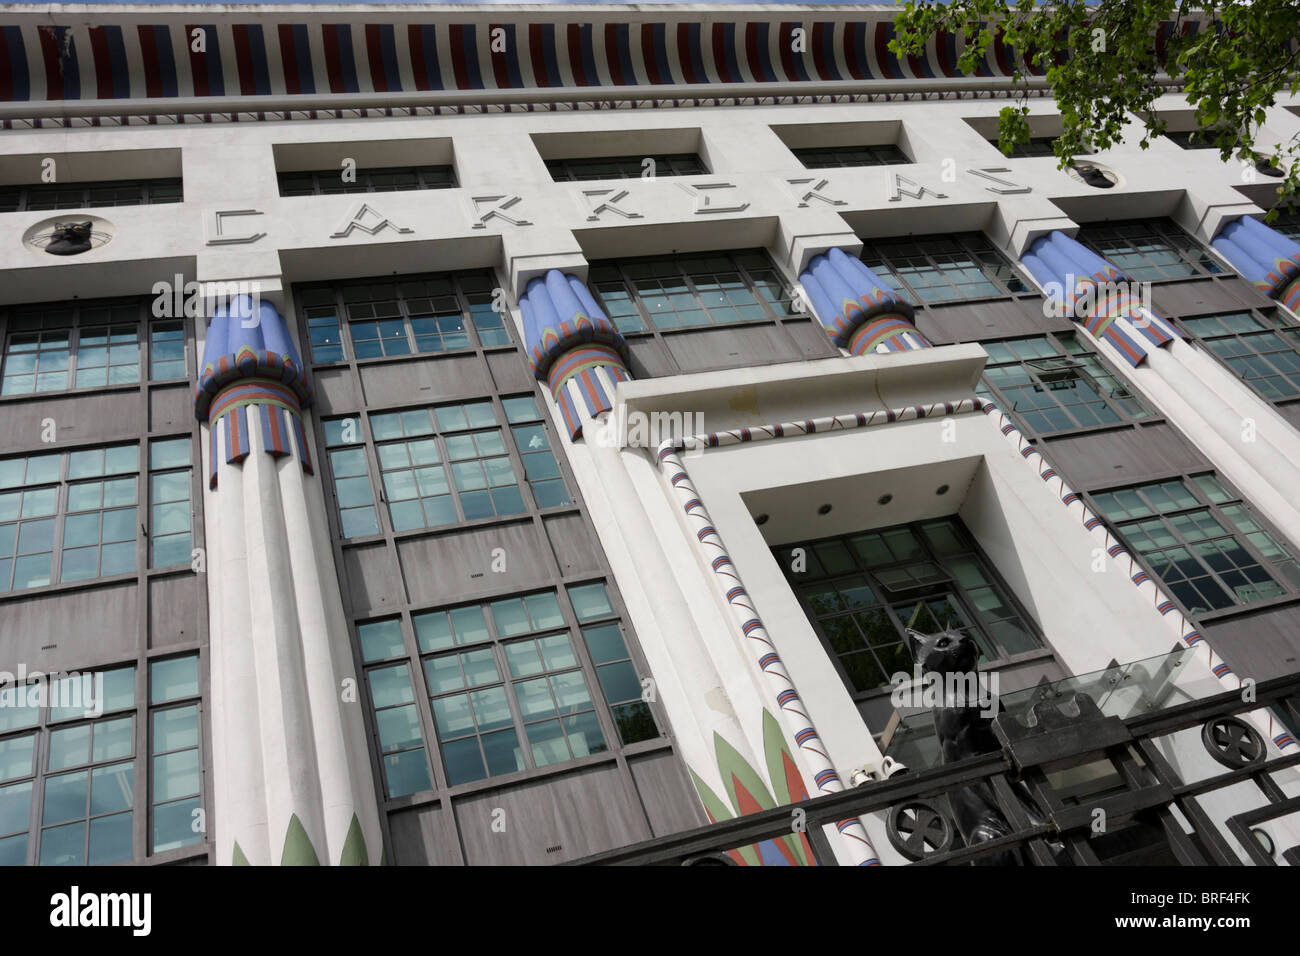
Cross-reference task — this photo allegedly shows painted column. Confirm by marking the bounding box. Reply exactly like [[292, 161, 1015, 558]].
[[1211, 215, 1300, 314], [520, 269, 632, 440], [520, 271, 879, 865], [1021, 230, 1300, 546], [195, 294, 383, 865], [799, 247, 931, 354]]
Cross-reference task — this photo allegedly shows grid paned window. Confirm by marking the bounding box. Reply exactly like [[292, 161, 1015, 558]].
[[1092, 475, 1300, 613], [1177, 311, 1300, 400], [569, 581, 658, 745], [504, 395, 570, 508], [988, 136, 1058, 158], [1, 444, 140, 591], [588, 249, 799, 334], [859, 233, 1027, 303], [776, 518, 1042, 697], [149, 322, 186, 380], [790, 144, 909, 168], [277, 165, 456, 197], [324, 398, 568, 538], [297, 271, 507, 364], [149, 655, 202, 853], [0, 299, 175, 395], [1075, 218, 1225, 281], [149, 438, 193, 568], [0, 661, 202, 865], [0, 179, 182, 213], [976, 331, 1153, 435], [366, 660, 433, 798], [358, 581, 650, 796], [323, 419, 380, 539], [544, 153, 706, 181]]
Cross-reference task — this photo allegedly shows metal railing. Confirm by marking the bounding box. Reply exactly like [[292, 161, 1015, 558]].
[[570, 673, 1300, 866]]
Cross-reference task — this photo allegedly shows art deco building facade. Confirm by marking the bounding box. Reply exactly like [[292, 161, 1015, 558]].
[[1, 2, 1299, 866]]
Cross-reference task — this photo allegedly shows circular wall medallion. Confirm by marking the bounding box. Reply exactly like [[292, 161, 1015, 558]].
[[23, 214, 115, 257]]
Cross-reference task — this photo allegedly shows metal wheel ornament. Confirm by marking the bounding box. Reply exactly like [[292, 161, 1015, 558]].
[[886, 799, 955, 861], [1201, 716, 1266, 769]]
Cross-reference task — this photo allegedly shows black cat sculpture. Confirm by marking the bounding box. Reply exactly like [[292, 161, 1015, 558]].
[[1073, 163, 1114, 189], [903, 627, 1023, 865], [44, 221, 95, 256]]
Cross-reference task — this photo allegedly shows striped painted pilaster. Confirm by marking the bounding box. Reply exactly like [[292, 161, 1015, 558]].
[[1020, 230, 1183, 367], [521, 269, 632, 440], [1211, 215, 1300, 313], [800, 246, 929, 355]]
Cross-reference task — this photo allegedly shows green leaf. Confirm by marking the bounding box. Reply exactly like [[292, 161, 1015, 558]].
[[281, 813, 321, 866]]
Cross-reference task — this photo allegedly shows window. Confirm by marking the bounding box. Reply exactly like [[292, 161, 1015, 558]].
[[1270, 210, 1300, 244], [148, 438, 193, 568], [149, 656, 202, 853], [358, 582, 653, 796], [1164, 130, 1219, 150], [588, 249, 800, 334], [149, 322, 186, 380], [0, 179, 181, 213], [503, 395, 570, 509], [0, 444, 141, 592], [323, 397, 569, 538], [277, 165, 456, 197], [0, 656, 203, 865], [1175, 311, 1300, 401], [1074, 218, 1225, 281], [568, 581, 658, 746], [976, 331, 1154, 435], [776, 518, 1042, 698], [790, 144, 909, 168], [0, 298, 183, 396], [296, 271, 508, 365], [858, 233, 1027, 304], [987, 136, 1057, 158], [544, 154, 706, 182], [1091, 475, 1300, 614]]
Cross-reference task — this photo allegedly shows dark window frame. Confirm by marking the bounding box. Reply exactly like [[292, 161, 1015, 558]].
[[1172, 308, 1300, 402], [276, 165, 457, 197], [1074, 217, 1226, 282], [587, 247, 808, 337], [790, 144, 910, 168], [777, 517, 1049, 709], [0, 179, 182, 214], [321, 393, 573, 541], [295, 270, 511, 367], [858, 232, 1032, 305], [0, 654, 204, 866], [355, 579, 664, 803], [976, 330, 1156, 438], [544, 153, 707, 182], [1088, 473, 1300, 619]]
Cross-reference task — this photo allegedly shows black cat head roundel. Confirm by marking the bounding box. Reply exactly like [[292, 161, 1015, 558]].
[[24, 216, 114, 257]]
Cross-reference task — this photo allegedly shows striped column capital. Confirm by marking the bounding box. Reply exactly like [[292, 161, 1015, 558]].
[[520, 269, 631, 440], [1020, 230, 1182, 368], [195, 295, 314, 488], [1211, 215, 1300, 312], [799, 247, 930, 355]]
